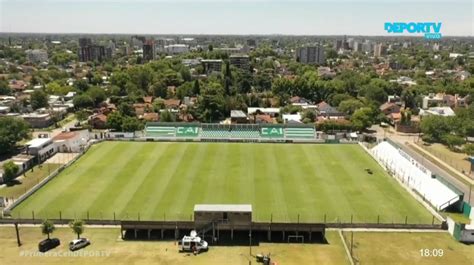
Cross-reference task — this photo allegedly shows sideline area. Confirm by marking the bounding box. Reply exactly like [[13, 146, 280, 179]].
[[0, 226, 350, 265]]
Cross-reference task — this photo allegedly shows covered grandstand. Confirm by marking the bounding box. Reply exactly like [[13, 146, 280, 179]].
[[370, 140, 462, 211], [144, 122, 321, 141]]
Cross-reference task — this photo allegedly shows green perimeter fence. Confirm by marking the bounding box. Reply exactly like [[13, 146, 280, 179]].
[[7, 209, 443, 226]]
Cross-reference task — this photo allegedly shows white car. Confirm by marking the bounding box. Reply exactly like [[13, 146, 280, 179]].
[[69, 238, 90, 251]]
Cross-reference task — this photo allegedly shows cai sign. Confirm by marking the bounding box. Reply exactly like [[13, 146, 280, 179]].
[[384, 22, 442, 40]]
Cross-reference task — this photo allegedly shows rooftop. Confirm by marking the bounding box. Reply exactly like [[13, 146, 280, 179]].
[[230, 110, 247, 118], [53, 131, 81, 141], [247, 107, 280, 114], [25, 138, 52, 148], [194, 204, 252, 213]]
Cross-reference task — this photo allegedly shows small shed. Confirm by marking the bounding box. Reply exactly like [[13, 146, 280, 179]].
[[194, 204, 252, 225]]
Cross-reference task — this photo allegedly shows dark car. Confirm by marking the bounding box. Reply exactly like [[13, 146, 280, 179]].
[[38, 238, 60, 252]]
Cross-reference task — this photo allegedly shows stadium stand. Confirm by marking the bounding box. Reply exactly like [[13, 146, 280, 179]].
[[144, 122, 320, 141], [260, 126, 284, 138], [145, 125, 176, 137], [285, 127, 315, 139], [230, 125, 260, 139], [371, 141, 461, 211], [201, 124, 231, 138], [175, 125, 200, 137]]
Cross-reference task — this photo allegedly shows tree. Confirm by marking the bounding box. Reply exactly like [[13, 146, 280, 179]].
[[46, 82, 70, 95], [118, 102, 135, 117], [180, 67, 192, 82], [442, 134, 465, 150], [197, 83, 226, 122], [75, 110, 89, 122], [106, 111, 123, 131], [86, 86, 106, 106], [41, 220, 56, 240], [74, 79, 90, 92], [2, 161, 19, 183], [464, 144, 474, 156], [73, 94, 94, 109], [152, 99, 165, 112], [420, 116, 451, 142], [150, 81, 168, 98], [192, 80, 201, 95], [31, 90, 49, 110], [160, 109, 176, 122], [0, 117, 29, 155], [176, 82, 194, 99], [69, 220, 85, 239], [0, 80, 11, 95], [121, 116, 143, 132], [362, 83, 387, 104], [338, 99, 364, 115], [301, 109, 317, 123], [351, 107, 374, 131]]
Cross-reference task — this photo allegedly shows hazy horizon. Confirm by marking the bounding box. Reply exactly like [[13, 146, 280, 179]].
[[1, 0, 473, 36]]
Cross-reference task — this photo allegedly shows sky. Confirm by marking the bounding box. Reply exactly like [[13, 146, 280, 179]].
[[0, 0, 473, 36]]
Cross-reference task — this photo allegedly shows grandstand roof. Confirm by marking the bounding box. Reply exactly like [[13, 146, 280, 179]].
[[194, 204, 252, 213]]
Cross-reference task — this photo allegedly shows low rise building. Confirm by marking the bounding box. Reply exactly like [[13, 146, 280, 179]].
[[247, 107, 280, 117], [25, 138, 56, 162], [229, 54, 250, 70], [230, 110, 248, 124], [25, 49, 48, 63], [53, 130, 89, 153], [422, 93, 470, 109], [89, 113, 107, 129], [164, 44, 189, 55], [22, 113, 53, 128], [379, 102, 401, 115], [201, 59, 223, 74]]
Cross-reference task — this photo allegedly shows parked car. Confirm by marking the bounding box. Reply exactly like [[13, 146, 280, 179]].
[[69, 238, 90, 251], [38, 238, 60, 252]]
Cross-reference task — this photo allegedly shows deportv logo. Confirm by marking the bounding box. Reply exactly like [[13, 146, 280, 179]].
[[384, 22, 442, 39]]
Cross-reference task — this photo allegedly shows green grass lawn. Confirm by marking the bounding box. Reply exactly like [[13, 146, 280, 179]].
[[417, 142, 472, 177], [346, 232, 474, 265], [0, 164, 61, 199], [0, 227, 350, 265], [11, 142, 433, 223]]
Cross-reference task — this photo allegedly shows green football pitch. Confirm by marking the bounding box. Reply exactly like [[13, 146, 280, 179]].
[[11, 142, 434, 223]]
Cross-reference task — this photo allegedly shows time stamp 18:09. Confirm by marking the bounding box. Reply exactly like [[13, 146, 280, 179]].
[[419, 249, 444, 257]]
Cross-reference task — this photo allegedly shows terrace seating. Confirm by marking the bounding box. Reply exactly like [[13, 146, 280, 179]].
[[200, 127, 231, 138], [230, 127, 260, 139], [145, 126, 176, 137], [285, 127, 315, 139], [371, 141, 460, 211]]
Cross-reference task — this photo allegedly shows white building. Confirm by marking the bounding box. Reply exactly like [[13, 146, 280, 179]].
[[25, 138, 56, 162], [164, 44, 189, 55], [247, 107, 280, 117], [53, 130, 89, 153], [25, 49, 48, 63], [282, 113, 302, 123], [420, 107, 456, 117]]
